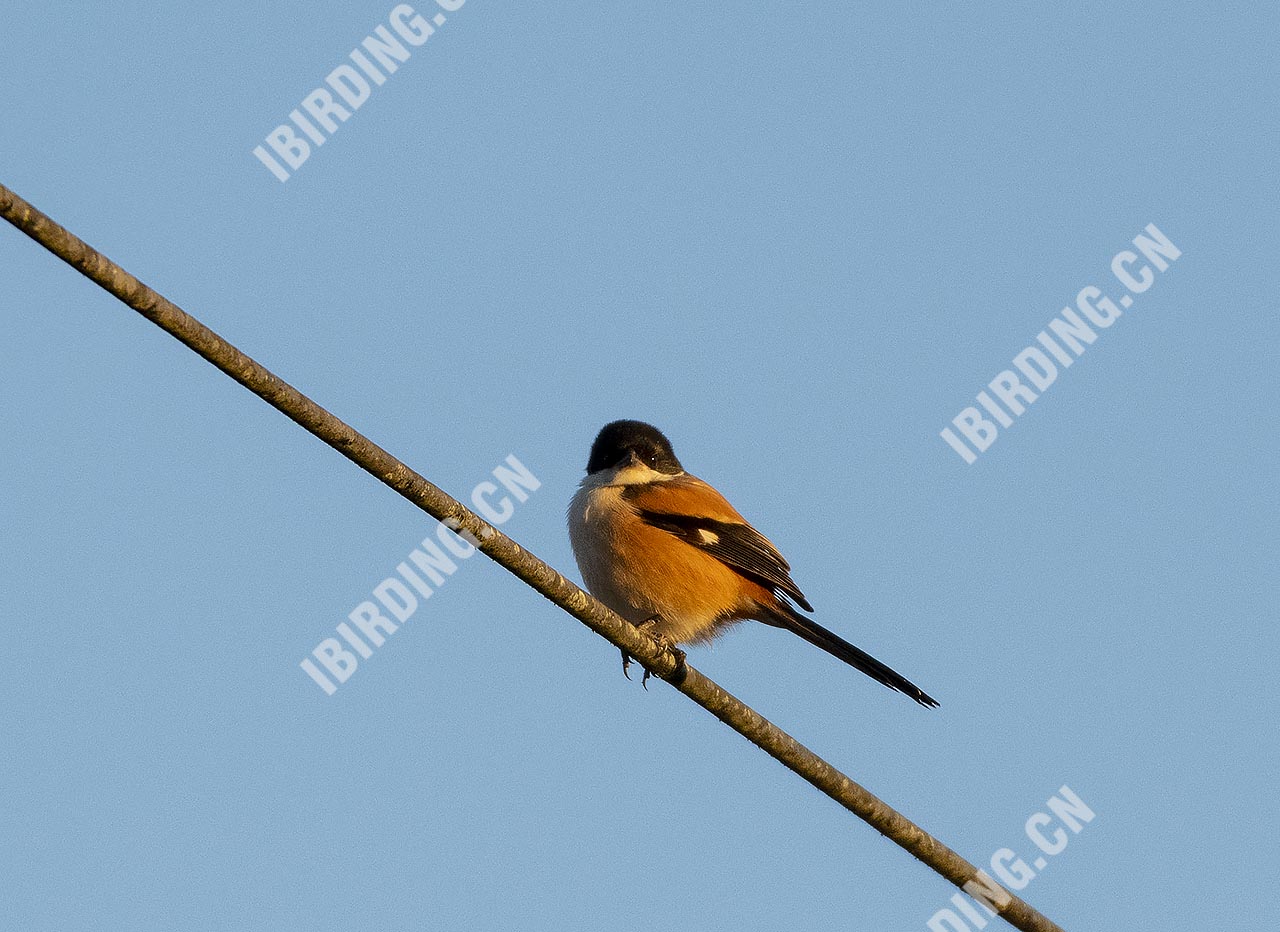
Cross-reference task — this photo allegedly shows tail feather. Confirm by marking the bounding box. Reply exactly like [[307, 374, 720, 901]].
[[760, 602, 939, 708]]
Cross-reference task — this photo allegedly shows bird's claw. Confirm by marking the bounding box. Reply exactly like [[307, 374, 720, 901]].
[[625, 617, 686, 688]]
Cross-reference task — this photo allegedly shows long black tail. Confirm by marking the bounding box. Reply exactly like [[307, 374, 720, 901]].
[[760, 602, 939, 708]]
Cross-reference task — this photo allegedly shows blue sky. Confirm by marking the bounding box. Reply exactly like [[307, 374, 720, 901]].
[[2, 3, 1276, 930]]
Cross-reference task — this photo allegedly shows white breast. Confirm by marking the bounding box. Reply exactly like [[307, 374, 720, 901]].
[[567, 476, 640, 621], [566, 466, 732, 644]]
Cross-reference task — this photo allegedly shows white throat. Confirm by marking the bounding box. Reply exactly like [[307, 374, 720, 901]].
[[579, 462, 683, 490]]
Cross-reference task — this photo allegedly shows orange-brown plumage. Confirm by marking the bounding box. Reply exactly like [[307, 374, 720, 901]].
[[568, 420, 938, 706]]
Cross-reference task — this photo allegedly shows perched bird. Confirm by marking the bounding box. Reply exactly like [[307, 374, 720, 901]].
[[567, 420, 938, 707]]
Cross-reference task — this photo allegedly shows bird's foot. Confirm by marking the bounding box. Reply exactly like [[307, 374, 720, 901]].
[[633, 617, 687, 689]]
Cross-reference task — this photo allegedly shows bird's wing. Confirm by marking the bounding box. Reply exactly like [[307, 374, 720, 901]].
[[624, 475, 814, 612]]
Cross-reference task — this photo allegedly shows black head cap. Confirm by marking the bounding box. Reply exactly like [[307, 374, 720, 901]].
[[586, 420, 683, 475]]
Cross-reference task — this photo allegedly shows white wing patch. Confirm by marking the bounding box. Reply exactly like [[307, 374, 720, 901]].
[[697, 528, 720, 545]]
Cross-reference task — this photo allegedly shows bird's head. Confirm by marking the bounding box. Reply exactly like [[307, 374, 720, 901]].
[[586, 420, 683, 477]]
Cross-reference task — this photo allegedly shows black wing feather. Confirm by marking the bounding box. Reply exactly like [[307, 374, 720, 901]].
[[639, 506, 939, 707], [637, 510, 814, 612]]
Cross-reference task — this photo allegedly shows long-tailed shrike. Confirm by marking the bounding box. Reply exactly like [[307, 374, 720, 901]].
[[567, 420, 938, 707]]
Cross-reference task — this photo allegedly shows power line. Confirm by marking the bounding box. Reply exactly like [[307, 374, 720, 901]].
[[1, 181, 1066, 932]]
